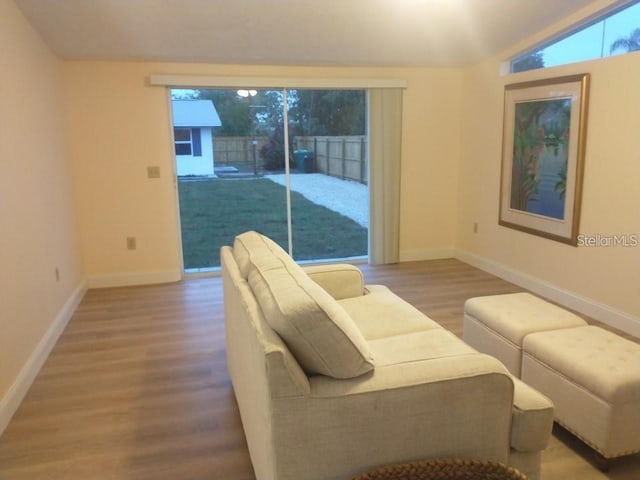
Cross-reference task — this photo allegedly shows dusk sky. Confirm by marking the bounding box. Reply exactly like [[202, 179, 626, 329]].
[[541, 2, 640, 67]]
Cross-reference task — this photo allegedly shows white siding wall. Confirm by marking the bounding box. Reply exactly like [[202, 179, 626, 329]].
[[176, 128, 215, 176]]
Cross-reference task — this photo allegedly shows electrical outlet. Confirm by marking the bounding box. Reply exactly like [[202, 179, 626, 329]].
[[147, 166, 161, 178], [473, 222, 479, 234], [126, 237, 137, 250]]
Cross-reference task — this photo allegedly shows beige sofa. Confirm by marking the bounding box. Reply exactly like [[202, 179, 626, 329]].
[[221, 231, 554, 480]]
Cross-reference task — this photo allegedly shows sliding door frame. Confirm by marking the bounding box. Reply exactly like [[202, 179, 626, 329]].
[[157, 75, 406, 273]]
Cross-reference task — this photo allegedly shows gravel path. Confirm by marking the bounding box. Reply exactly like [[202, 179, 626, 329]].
[[265, 173, 368, 228]]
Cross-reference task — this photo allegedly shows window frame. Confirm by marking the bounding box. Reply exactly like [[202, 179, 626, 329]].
[[174, 127, 193, 156]]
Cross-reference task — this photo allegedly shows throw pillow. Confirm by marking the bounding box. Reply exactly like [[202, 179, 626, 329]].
[[242, 231, 375, 378]]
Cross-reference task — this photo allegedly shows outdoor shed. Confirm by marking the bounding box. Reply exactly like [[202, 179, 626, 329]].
[[172, 100, 222, 176]]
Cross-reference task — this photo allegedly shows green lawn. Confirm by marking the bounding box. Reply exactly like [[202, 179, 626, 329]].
[[178, 178, 367, 269]]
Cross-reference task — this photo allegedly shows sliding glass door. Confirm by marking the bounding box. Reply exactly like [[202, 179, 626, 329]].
[[170, 87, 368, 271], [287, 89, 368, 261]]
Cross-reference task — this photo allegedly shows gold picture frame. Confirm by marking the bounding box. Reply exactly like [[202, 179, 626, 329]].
[[499, 73, 590, 245]]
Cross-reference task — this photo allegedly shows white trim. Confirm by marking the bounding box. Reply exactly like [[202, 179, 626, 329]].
[[165, 89, 187, 276], [455, 249, 640, 338], [148, 74, 407, 89], [87, 270, 181, 289], [0, 280, 87, 436], [283, 89, 293, 257], [399, 247, 456, 262]]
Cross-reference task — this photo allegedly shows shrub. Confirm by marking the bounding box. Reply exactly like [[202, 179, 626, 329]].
[[259, 123, 294, 171], [260, 137, 286, 170]]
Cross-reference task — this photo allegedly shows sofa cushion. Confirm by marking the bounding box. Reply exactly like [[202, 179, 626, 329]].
[[233, 231, 290, 279], [241, 231, 375, 379], [368, 329, 477, 366], [339, 285, 442, 340]]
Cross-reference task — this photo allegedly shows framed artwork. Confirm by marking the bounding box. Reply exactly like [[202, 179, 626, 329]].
[[499, 73, 590, 245]]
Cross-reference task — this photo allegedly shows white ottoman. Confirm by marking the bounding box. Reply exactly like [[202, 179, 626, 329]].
[[463, 293, 587, 377], [522, 326, 640, 460]]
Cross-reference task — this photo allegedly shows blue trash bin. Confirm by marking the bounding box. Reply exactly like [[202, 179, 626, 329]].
[[294, 150, 314, 173]]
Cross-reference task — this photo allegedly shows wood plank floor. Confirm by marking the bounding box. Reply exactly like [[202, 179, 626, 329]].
[[0, 259, 638, 480]]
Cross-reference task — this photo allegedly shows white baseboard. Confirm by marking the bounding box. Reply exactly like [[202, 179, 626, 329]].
[[456, 249, 640, 339], [0, 280, 87, 436], [400, 247, 455, 263], [87, 269, 182, 289]]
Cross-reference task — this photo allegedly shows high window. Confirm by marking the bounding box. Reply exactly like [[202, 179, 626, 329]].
[[511, 1, 640, 73]]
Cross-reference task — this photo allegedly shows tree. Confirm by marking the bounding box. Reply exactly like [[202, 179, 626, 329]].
[[511, 51, 545, 73], [193, 89, 282, 137], [176, 88, 366, 138], [288, 90, 366, 136], [610, 27, 640, 54]]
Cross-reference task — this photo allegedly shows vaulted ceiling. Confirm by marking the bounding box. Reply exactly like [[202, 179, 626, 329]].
[[15, 0, 600, 67]]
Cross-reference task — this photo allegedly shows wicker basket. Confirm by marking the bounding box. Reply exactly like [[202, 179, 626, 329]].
[[351, 458, 528, 480]]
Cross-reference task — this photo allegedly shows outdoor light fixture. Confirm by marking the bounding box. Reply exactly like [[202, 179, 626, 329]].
[[237, 89, 257, 97]]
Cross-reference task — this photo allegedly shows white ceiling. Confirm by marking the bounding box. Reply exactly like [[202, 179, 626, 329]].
[[15, 0, 599, 67]]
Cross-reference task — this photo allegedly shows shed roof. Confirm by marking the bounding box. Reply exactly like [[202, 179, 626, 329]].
[[172, 100, 221, 127]]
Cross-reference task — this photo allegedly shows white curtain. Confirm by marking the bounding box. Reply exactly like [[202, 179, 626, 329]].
[[368, 88, 403, 265]]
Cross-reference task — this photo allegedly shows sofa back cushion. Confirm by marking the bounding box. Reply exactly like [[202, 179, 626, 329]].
[[234, 231, 284, 279], [237, 231, 375, 379]]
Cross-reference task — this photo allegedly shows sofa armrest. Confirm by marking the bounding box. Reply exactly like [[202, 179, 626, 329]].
[[302, 264, 365, 299], [270, 353, 516, 478], [510, 377, 554, 452]]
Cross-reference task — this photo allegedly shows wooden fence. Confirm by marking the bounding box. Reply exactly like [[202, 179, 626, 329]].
[[213, 136, 269, 173], [294, 136, 367, 184], [212, 135, 367, 183]]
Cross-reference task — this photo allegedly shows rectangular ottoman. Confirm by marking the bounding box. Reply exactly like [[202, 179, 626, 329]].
[[463, 293, 587, 377], [522, 325, 640, 461]]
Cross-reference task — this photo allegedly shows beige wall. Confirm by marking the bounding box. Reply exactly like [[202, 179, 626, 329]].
[[65, 62, 183, 286], [400, 69, 462, 260], [457, 41, 640, 322], [63, 50, 640, 328], [0, 0, 81, 400], [64, 62, 463, 284]]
